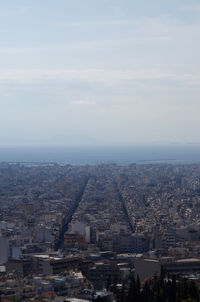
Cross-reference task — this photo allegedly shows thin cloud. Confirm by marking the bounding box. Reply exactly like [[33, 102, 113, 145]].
[[70, 100, 96, 105], [0, 5, 30, 17], [0, 69, 200, 86], [181, 4, 200, 12], [60, 20, 131, 27]]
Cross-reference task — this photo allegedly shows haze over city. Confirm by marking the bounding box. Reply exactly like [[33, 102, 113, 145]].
[[2, 2, 200, 301], [0, 0, 200, 146]]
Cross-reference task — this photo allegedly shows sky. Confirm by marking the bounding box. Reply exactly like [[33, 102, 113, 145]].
[[0, 0, 200, 146]]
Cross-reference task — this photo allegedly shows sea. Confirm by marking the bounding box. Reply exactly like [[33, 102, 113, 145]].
[[0, 144, 200, 165]]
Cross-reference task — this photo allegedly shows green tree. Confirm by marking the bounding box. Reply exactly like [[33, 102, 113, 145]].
[[188, 281, 199, 302], [169, 275, 177, 302], [127, 275, 138, 302]]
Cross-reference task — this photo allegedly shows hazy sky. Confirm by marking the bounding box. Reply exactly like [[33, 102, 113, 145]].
[[0, 0, 200, 146]]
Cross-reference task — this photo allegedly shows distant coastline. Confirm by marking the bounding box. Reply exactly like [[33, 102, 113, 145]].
[[138, 158, 177, 162], [0, 144, 200, 165]]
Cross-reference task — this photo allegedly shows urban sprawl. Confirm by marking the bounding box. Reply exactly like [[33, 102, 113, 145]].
[[0, 163, 200, 301]]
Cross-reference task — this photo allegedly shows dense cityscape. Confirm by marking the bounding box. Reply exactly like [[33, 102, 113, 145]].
[[0, 162, 200, 301]]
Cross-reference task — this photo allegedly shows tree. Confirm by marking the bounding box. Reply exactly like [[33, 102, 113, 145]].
[[106, 275, 111, 291], [160, 265, 165, 288], [169, 275, 177, 302], [188, 281, 199, 302], [136, 275, 141, 299], [127, 275, 138, 302], [118, 282, 125, 302]]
